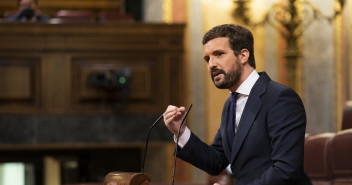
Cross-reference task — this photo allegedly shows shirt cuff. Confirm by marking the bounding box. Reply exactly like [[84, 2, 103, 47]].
[[173, 127, 191, 148]]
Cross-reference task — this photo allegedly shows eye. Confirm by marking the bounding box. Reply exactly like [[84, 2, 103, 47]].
[[204, 56, 210, 63], [214, 51, 224, 56]]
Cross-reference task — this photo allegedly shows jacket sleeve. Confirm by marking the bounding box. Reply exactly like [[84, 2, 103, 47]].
[[176, 129, 229, 176]]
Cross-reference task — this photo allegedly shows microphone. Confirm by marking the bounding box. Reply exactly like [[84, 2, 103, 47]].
[[141, 114, 164, 173], [104, 114, 164, 185], [172, 104, 192, 185]]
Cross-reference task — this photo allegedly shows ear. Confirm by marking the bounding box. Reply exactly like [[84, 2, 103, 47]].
[[239, 49, 250, 64]]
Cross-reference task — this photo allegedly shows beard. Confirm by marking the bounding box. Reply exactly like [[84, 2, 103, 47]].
[[211, 58, 242, 89]]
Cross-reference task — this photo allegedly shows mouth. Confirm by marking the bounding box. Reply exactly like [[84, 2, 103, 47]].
[[211, 69, 224, 81], [212, 71, 219, 77]]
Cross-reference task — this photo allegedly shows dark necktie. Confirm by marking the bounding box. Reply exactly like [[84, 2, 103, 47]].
[[227, 92, 238, 149]]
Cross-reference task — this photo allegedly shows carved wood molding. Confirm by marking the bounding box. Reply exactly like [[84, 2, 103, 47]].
[[0, 23, 185, 114]]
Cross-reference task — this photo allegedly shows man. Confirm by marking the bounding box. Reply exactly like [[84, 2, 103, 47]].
[[5, 0, 49, 22], [163, 24, 311, 185]]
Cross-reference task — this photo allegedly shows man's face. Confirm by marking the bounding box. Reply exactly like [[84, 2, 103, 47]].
[[19, 0, 36, 10], [203, 37, 242, 89]]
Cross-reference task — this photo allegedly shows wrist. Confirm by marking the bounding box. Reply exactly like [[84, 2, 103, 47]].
[[174, 127, 191, 148]]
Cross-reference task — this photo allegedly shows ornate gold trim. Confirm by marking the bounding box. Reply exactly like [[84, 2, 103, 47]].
[[295, 2, 304, 99], [163, 0, 173, 23], [334, 4, 343, 131], [349, 1, 352, 100]]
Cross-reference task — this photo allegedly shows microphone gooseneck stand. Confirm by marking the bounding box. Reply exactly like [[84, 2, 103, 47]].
[[141, 114, 164, 173], [172, 104, 192, 185]]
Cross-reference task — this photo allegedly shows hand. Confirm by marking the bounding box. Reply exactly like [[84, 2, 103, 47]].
[[163, 105, 186, 136]]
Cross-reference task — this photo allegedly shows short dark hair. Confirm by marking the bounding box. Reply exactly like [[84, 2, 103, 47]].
[[202, 24, 256, 69]]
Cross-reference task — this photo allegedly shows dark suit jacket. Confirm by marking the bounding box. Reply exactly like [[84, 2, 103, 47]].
[[177, 72, 311, 185]]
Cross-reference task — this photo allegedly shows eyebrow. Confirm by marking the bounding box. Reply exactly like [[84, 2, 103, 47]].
[[212, 50, 224, 55], [203, 49, 225, 61]]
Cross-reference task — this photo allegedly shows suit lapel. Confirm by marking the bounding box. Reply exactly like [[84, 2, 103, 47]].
[[230, 72, 270, 163]]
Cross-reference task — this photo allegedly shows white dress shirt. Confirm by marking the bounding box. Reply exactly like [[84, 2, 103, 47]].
[[176, 70, 260, 148]]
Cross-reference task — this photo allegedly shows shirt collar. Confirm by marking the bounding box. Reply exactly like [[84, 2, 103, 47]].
[[235, 70, 259, 96]]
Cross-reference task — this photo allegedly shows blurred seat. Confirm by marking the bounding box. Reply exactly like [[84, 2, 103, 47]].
[[98, 11, 134, 22], [304, 133, 335, 185], [3, 10, 20, 21], [4, 10, 19, 18], [55, 10, 95, 22], [342, 101, 352, 130], [330, 129, 352, 185]]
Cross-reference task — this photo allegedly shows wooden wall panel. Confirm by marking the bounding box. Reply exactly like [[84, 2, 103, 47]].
[[0, 59, 41, 112], [0, 23, 185, 114], [73, 60, 152, 100], [71, 57, 165, 113], [0, 36, 45, 50], [41, 54, 72, 113]]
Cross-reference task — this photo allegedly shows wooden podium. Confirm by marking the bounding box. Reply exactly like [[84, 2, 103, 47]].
[[104, 172, 151, 185]]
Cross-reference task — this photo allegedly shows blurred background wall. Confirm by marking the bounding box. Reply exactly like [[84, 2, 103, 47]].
[[0, 0, 351, 184]]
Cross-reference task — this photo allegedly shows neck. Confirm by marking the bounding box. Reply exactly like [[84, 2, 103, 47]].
[[229, 67, 254, 92]]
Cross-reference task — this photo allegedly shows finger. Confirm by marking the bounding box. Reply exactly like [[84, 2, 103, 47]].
[[174, 108, 186, 118], [165, 105, 177, 110], [163, 106, 177, 118], [177, 106, 186, 112], [164, 113, 177, 124], [164, 112, 182, 125], [163, 109, 178, 121]]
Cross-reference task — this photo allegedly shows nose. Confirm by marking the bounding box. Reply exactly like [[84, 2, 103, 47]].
[[208, 57, 217, 69]]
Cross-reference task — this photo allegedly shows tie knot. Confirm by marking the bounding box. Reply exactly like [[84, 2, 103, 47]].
[[230, 92, 238, 102]]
